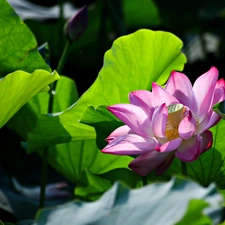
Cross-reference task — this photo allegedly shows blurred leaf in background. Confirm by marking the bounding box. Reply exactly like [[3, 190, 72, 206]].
[[34, 177, 223, 225]]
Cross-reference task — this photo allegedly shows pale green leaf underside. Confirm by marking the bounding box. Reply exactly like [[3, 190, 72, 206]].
[[0, 70, 59, 128]]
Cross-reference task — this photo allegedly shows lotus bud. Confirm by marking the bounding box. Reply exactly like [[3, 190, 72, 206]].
[[64, 5, 88, 42]]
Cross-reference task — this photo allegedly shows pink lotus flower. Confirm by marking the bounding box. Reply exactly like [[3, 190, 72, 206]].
[[101, 67, 225, 176]]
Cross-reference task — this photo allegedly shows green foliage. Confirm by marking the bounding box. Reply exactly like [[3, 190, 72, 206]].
[[124, 0, 160, 28], [23, 29, 186, 187], [80, 105, 123, 149], [75, 170, 112, 201], [175, 199, 212, 225], [27, 29, 186, 152], [75, 168, 141, 201], [0, 0, 50, 75], [213, 100, 225, 120], [45, 141, 132, 184], [34, 177, 222, 225], [0, 70, 59, 129], [7, 76, 77, 140]]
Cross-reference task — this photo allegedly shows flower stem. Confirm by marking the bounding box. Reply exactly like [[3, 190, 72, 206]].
[[39, 148, 48, 209], [141, 176, 147, 186], [39, 40, 70, 209], [57, 40, 70, 74], [48, 40, 70, 113], [181, 161, 187, 177]]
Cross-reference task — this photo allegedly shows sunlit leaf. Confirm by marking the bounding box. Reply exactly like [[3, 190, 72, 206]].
[[0, 70, 59, 129], [27, 29, 187, 152], [6, 76, 78, 141], [24, 30, 186, 190]]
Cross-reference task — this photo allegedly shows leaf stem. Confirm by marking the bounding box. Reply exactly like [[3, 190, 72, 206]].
[[181, 161, 187, 177], [39, 40, 70, 209]]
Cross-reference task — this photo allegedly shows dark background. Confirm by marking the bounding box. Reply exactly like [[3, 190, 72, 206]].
[[9, 0, 225, 95]]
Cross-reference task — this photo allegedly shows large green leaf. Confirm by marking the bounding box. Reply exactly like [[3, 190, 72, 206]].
[[165, 119, 225, 189], [34, 177, 222, 225], [0, 0, 50, 75], [27, 29, 186, 152], [0, 70, 59, 129], [45, 141, 132, 184]]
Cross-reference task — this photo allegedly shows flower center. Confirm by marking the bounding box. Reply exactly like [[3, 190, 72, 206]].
[[165, 104, 185, 141]]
